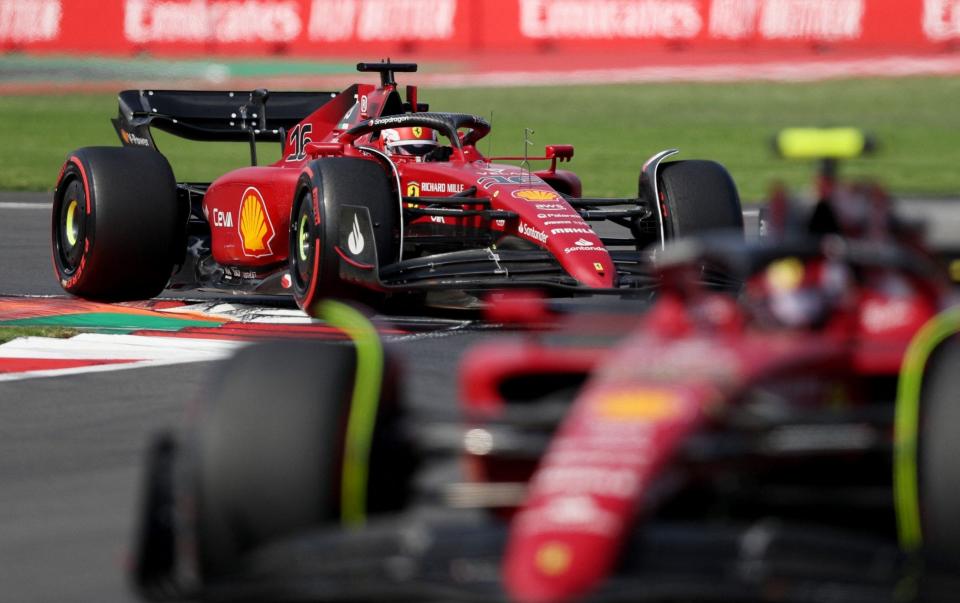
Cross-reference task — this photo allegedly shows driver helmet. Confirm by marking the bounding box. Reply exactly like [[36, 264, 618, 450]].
[[381, 127, 438, 157]]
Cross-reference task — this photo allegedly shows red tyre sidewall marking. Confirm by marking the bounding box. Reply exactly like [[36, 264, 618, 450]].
[[69, 156, 91, 215], [334, 245, 374, 270], [299, 169, 323, 309], [51, 157, 93, 288], [302, 236, 322, 309]]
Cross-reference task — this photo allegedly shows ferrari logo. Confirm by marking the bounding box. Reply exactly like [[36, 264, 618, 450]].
[[406, 182, 421, 197], [512, 189, 561, 202], [239, 187, 276, 258], [594, 262, 604, 273], [412, 127, 423, 138]]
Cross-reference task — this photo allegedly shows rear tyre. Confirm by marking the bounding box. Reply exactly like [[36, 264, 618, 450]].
[[52, 147, 180, 300], [290, 158, 397, 315], [918, 336, 960, 560], [658, 160, 744, 239], [192, 339, 408, 580]]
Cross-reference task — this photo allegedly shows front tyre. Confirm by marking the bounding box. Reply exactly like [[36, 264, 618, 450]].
[[918, 336, 960, 560], [658, 160, 744, 239], [52, 147, 180, 300], [191, 337, 409, 580], [290, 158, 397, 315]]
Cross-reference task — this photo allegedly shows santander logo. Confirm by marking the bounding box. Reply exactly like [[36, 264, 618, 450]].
[[518, 221, 549, 244]]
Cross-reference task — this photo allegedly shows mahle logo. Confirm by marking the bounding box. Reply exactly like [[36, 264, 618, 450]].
[[239, 187, 276, 257]]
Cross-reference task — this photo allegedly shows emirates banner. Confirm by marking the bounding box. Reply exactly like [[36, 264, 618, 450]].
[[2, 0, 959, 56]]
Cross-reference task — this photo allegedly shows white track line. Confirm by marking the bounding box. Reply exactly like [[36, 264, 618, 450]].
[[423, 54, 960, 87], [0, 202, 49, 210], [0, 333, 241, 359], [0, 333, 244, 382]]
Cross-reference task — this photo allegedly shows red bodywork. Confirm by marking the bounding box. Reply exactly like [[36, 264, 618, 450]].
[[459, 236, 948, 602], [201, 79, 613, 288]]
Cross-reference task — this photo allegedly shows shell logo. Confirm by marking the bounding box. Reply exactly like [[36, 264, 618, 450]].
[[512, 189, 561, 202], [535, 542, 572, 576], [766, 257, 805, 292], [238, 187, 276, 258], [596, 389, 679, 421]]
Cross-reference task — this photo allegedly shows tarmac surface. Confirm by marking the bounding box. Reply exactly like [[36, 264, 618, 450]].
[[1, 190, 959, 601], [0, 191, 491, 601]]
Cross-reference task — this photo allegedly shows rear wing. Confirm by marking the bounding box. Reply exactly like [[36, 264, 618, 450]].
[[111, 88, 340, 149]]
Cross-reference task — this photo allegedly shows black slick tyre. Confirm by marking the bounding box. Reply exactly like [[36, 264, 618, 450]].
[[290, 158, 397, 315], [52, 147, 180, 300], [657, 160, 744, 239], [918, 336, 960, 561], [191, 340, 408, 580]]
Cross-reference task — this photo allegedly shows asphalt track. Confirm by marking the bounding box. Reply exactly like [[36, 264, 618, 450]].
[[1, 192, 958, 602], [0, 191, 496, 602]]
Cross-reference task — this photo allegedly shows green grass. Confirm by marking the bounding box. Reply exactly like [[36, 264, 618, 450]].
[[2, 76, 959, 200], [0, 325, 78, 344]]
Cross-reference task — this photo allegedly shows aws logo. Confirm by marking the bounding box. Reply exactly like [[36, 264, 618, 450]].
[[239, 187, 276, 258]]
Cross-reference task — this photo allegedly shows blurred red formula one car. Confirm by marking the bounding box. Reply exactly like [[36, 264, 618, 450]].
[[51, 62, 742, 313], [131, 189, 960, 602]]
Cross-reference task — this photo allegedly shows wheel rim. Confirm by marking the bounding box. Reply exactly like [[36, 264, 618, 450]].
[[58, 178, 86, 274], [292, 193, 316, 291]]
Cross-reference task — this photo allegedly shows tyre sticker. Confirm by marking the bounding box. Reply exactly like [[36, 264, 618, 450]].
[[894, 307, 960, 551], [318, 300, 384, 527]]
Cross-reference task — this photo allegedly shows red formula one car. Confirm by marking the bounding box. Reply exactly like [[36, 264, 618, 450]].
[[132, 193, 960, 602], [52, 62, 742, 312]]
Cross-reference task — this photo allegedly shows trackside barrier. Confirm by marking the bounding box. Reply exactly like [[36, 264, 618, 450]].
[[2, 0, 960, 57]]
